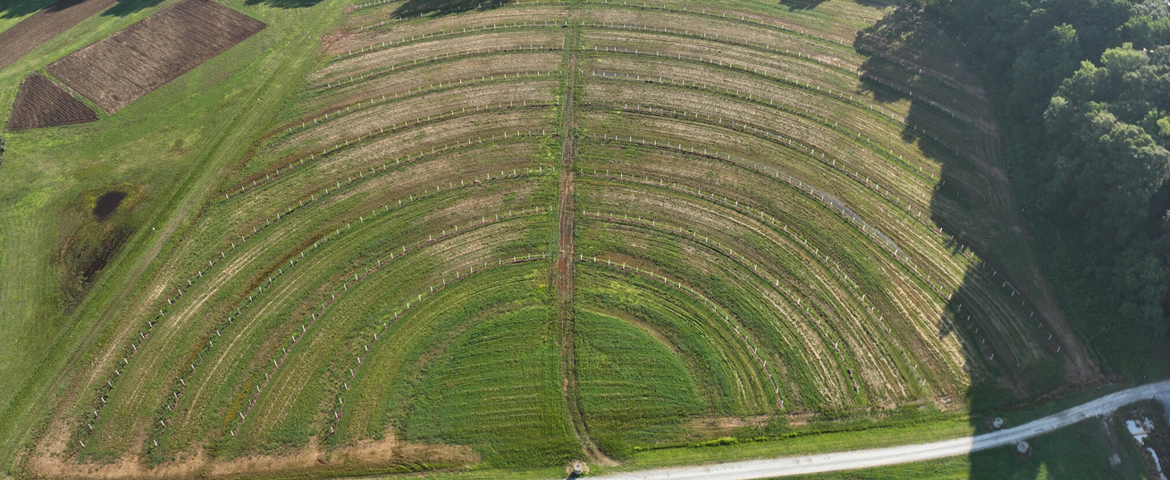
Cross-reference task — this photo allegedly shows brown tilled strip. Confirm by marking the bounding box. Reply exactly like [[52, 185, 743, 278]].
[[0, 0, 115, 69], [8, 74, 96, 131], [47, 0, 265, 113]]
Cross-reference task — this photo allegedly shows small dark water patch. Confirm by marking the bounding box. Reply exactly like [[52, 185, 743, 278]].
[[93, 190, 126, 220]]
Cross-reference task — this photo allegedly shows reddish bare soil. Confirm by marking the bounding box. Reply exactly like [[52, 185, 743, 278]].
[[26, 430, 477, 480], [0, 0, 115, 70], [47, 0, 266, 113], [8, 74, 97, 131]]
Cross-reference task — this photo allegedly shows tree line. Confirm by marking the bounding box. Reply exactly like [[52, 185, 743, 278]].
[[917, 0, 1170, 376]]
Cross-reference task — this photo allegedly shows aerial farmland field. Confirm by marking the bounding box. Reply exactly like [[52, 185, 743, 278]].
[[0, 0, 1165, 479]]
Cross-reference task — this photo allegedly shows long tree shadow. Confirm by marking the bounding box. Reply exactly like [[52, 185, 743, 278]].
[[102, 0, 325, 18], [0, 0, 169, 20], [780, 0, 894, 10], [0, 0, 76, 18], [243, 0, 326, 8], [391, 0, 505, 18], [100, 0, 166, 17], [778, 0, 831, 10], [855, 4, 1127, 479]]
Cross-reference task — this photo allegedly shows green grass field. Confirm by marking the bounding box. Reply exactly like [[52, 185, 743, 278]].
[[0, 0, 1131, 478]]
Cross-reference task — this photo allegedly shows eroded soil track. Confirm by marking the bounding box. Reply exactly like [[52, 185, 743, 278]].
[[553, 9, 612, 466]]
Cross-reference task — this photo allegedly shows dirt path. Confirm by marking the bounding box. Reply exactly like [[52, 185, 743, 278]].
[[553, 8, 613, 467]]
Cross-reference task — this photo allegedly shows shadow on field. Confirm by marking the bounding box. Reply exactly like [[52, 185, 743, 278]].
[[0, 0, 175, 19], [778, 0, 897, 10], [853, 4, 1128, 479], [101, 0, 165, 16], [777, 0, 830, 10], [0, 0, 67, 18], [243, 0, 325, 8], [391, 0, 504, 18]]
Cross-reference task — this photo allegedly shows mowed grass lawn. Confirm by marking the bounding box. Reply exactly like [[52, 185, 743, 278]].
[[0, 0, 349, 471], [575, 308, 706, 458], [401, 303, 579, 467]]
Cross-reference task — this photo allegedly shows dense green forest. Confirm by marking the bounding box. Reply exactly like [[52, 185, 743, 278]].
[[919, 0, 1170, 376]]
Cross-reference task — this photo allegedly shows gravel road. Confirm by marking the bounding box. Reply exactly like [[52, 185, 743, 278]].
[[586, 380, 1170, 480]]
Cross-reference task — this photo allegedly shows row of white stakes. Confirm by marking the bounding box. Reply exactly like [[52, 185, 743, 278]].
[[584, 212, 914, 394], [226, 129, 553, 201], [338, 20, 569, 59], [580, 165, 1053, 361], [584, 96, 954, 246], [292, 70, 559, 137], [354, 1, 571, 31], [156, 205, 549, 443], [324, 44, 562, 90]]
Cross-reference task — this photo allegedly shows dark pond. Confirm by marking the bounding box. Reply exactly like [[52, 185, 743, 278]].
[[93, 191, 127, 220]]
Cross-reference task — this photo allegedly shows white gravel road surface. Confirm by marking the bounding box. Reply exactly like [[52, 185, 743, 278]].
[[585, 380, 1170, 480]]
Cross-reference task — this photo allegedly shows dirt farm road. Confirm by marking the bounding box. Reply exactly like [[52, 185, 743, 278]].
[[585, 380, 1170, 480]]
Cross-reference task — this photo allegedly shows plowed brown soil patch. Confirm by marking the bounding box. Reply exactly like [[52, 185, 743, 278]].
[[8, 74, 97, 131], [47, 0, 266, 113], [0, 0, 115, 70], [26, 431, 477, 480]]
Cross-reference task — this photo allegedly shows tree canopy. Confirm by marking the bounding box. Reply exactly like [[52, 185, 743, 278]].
[[921, 0, 1170, 373]]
